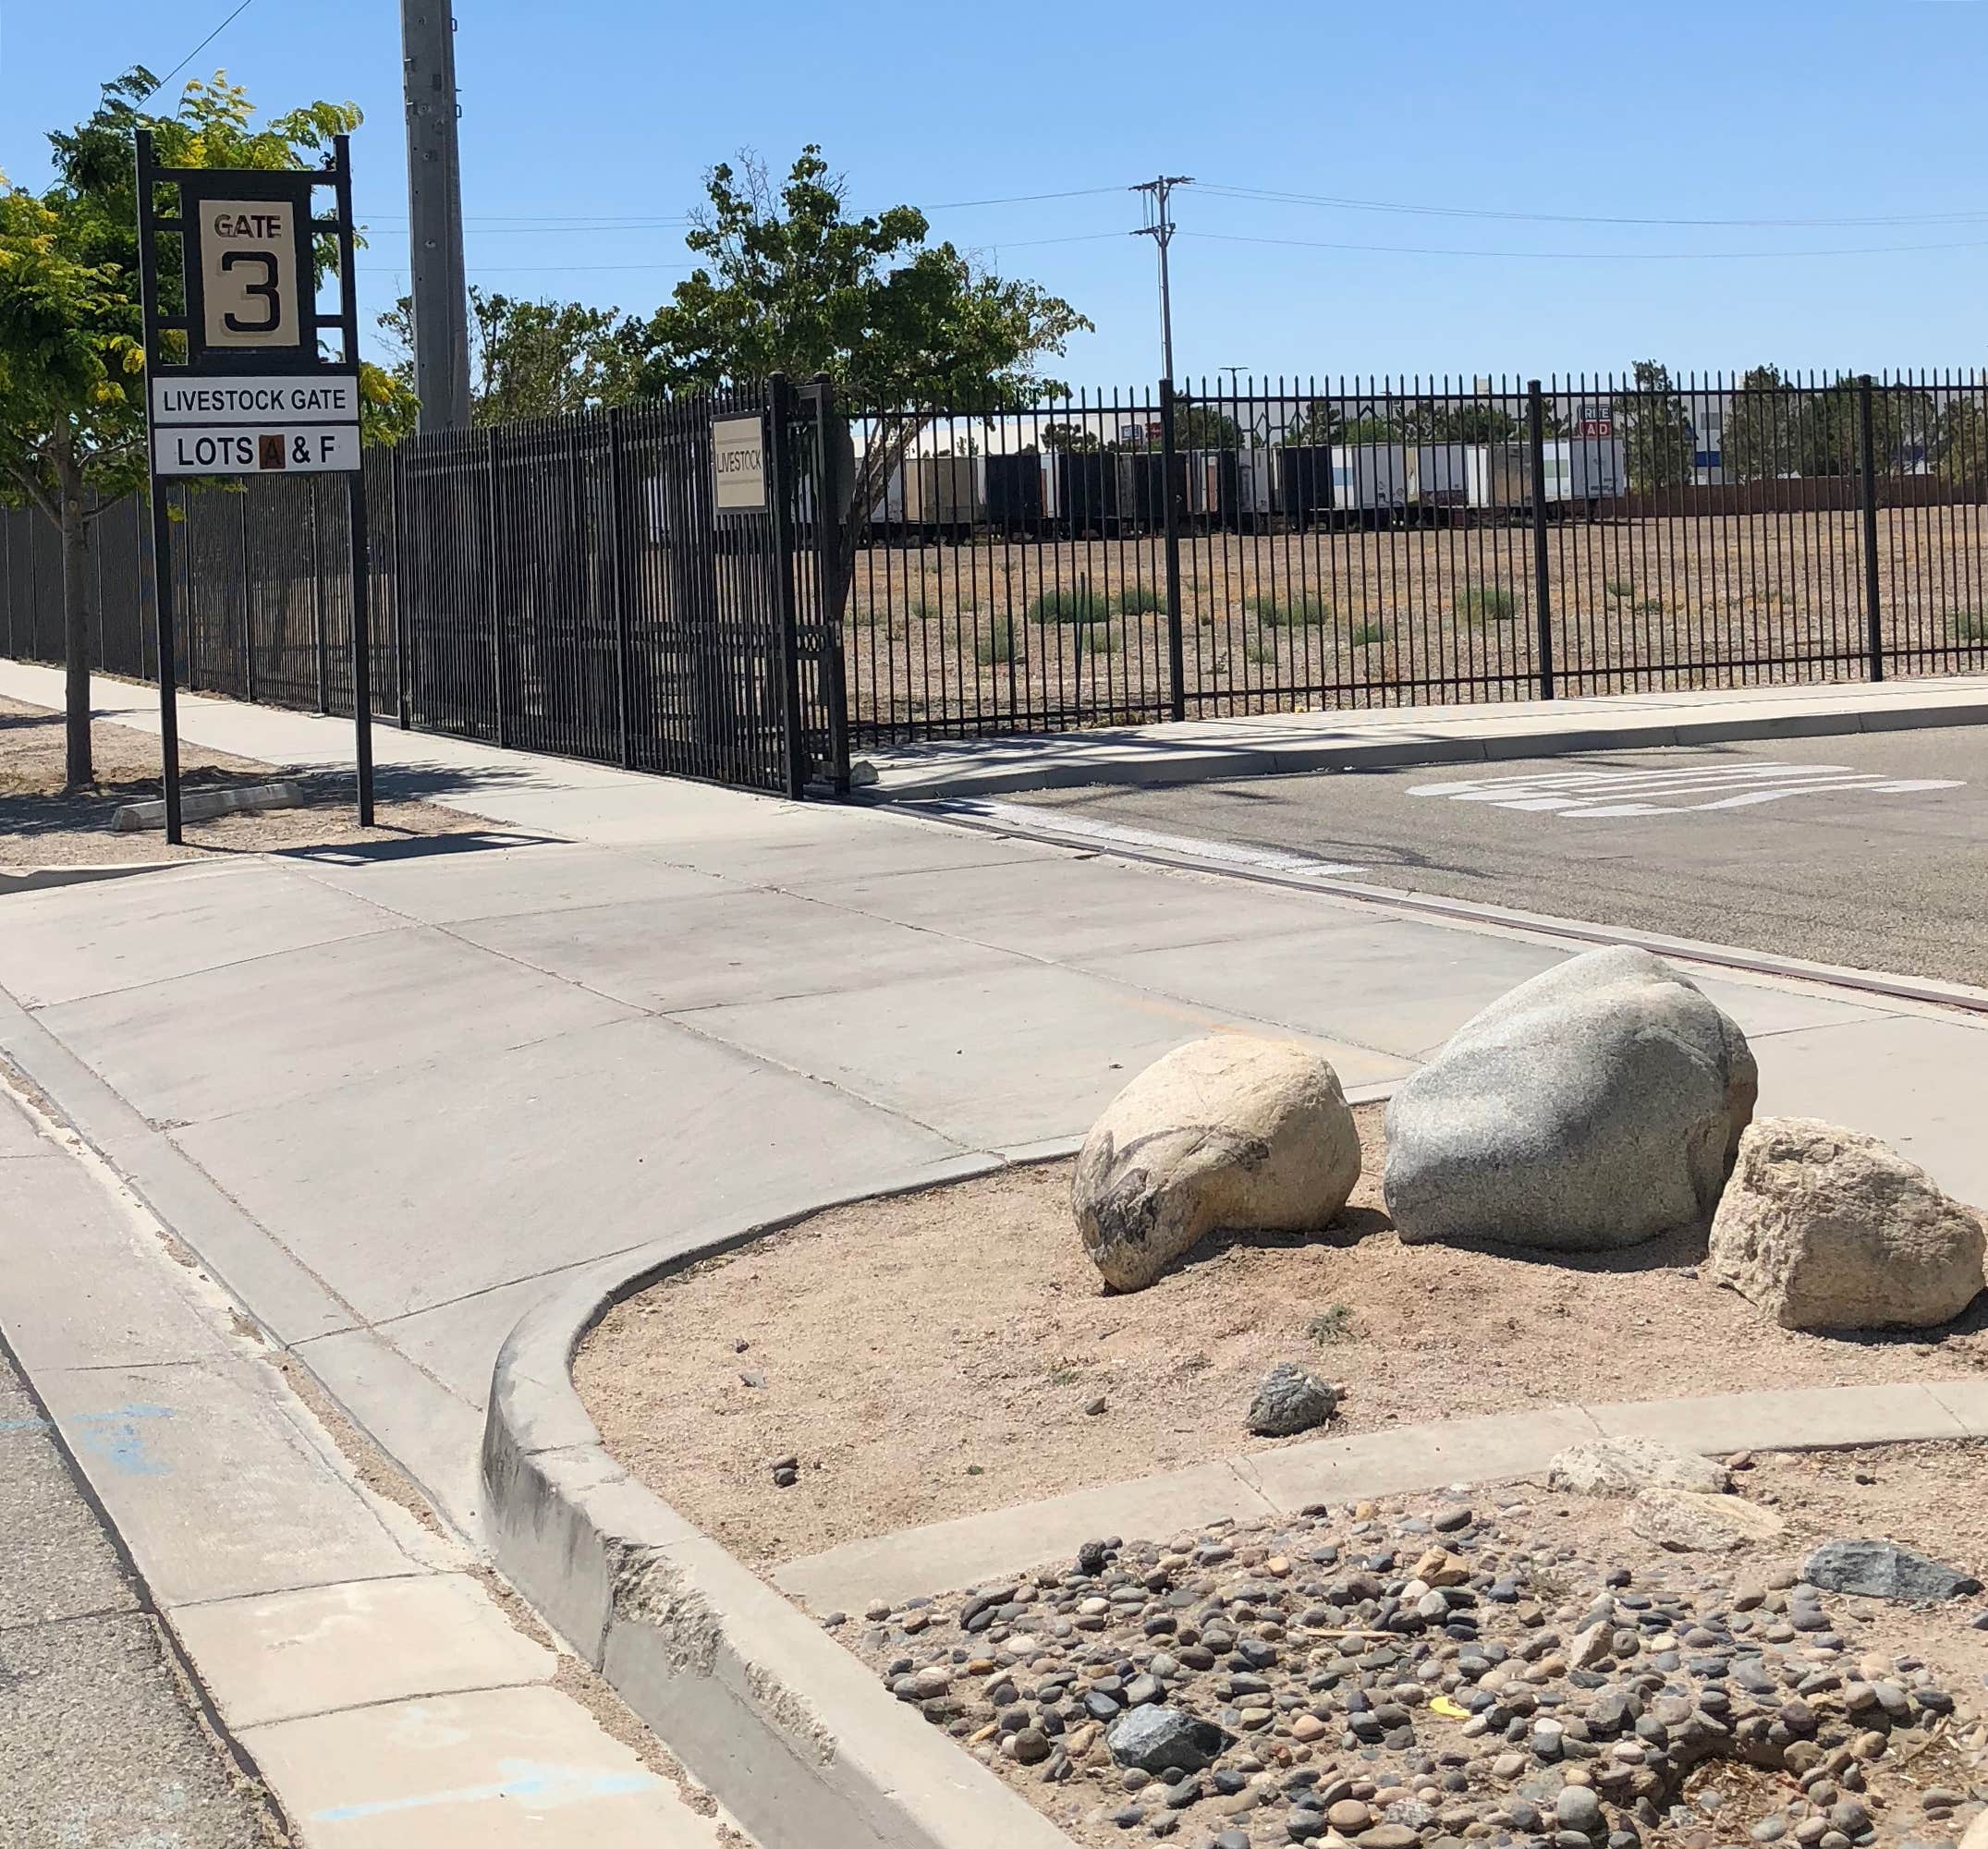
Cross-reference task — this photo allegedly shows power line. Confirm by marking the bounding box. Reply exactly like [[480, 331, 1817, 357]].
[[1198, 180, 1988, 231], [1184, 228, 1988, 261], [145, 0, 258, 100]]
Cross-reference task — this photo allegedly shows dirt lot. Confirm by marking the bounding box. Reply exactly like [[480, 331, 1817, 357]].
[[842, 510, 1988, 734], [0, 693, 477, 865], [576, 1104, 1988, 1569]]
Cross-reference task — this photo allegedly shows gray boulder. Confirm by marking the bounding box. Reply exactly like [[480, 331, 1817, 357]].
[[1248, 1362, 1338, 1437], [1074, 1038, 1360, 1293], [1105, 1703, 1229, 1773], [1384, 946, 1756, 1251], [1804, 1539, 1977, 1601], [1707, 1117, 1985, 1332]]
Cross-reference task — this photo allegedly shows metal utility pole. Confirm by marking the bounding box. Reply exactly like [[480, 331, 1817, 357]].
[[400, 0, 471, 433], [1131, 175, 1192, 382]]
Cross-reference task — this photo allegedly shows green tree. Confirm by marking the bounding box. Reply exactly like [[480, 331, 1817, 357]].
[[1339, 413, 1397, 444], [0, 67, 413, 784], [1615, 360, 1697, 492], [1934, 394, 1988, 490], [1175, 405, 1241, 450], [1721, 365, 1803, 483], [380, 286, 635, 424], [1280, 399, 1344, 445], [1038, 421, 1101, 453], [622, 144, 1089, 585], [1394, 400, 1523, 444]]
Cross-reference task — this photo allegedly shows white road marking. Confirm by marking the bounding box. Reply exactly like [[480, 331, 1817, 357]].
[[1408, 760, 1967, 819]]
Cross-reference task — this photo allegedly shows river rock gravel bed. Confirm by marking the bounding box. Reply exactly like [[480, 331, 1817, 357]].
[[838, 1470, 1988, 1849]]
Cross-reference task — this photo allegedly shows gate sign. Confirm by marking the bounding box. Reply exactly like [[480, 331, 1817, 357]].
[[134, 127, 378, 848], [713, 413, 768, 512], [197, 200, 304, 350], [153, 426, 362, 476]]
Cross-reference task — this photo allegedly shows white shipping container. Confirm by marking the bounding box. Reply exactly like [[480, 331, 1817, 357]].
[[901, 455, 987, 527], [1565, 437, 1627, 500], [1407, 444, 1471, 505], [1465, 439, 1628, 506], [1329, 444, 1409, 511]]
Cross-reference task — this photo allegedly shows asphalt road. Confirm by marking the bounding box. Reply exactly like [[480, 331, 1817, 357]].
[[1012, 725, 1988, 985], [0, 1342, 275, 1849]]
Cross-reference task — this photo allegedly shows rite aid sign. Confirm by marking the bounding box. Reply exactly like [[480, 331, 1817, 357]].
[[712, 413, 768, 513]]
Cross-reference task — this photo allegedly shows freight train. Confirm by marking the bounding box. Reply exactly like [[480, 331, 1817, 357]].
[[860, 439, 1628, 541]]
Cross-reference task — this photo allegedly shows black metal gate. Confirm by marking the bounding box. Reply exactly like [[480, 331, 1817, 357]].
[[396, 377, 849, 797], [0, 376, 850, 801]]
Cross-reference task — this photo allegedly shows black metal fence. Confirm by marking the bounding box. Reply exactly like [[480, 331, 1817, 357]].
[[5, 371, 1986, 776], [1, 380, 848, 796], [839, 371, 1988, 742]]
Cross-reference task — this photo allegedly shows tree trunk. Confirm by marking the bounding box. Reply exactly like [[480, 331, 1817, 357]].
[[57, 464, 93, 788]]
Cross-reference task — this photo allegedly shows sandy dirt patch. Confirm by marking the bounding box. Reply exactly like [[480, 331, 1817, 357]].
[[0, 693, 478, 864], [576, 1104, 1988, 1568]]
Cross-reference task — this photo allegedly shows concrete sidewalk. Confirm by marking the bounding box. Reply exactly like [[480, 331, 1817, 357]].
[[3, 661, 1986, 1540], [4, 655, 1988, 1834], [0, 1069, 734, 1847], [860, 674, 1988, 797]]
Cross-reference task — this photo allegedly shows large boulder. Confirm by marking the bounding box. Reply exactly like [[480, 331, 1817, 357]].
[[1073, 1038, 1360, 1293], [1383, 946, 1756, 1251], [1707, 1118, 1985, 1332]]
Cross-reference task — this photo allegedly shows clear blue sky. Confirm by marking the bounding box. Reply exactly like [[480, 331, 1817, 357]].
[[5, 0, 1985, 383]]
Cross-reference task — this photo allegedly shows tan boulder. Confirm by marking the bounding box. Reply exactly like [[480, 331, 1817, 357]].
[[1073, 1038, 1360, 1293], [1708, 1117, 1985, 1332], [1628, 1489, 1787, 1552]]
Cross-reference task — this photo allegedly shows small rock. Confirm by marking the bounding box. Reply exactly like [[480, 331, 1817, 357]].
[[1104, 1704, 1230, 1774], [1077, 1539, 1111, 1576], [772, 1463, 799, 1489], [1249, 1363, 1339, 1438], [1084, 1396, 1108, 1417], [1804, 1539, 1973, 1602], [1433, 1503, 1473, 1532], [1557, 1787, 1604, 1835], [1013, 1727, 1053, 1765]]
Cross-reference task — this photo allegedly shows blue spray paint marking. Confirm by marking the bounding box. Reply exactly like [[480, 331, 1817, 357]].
[[69, 1403, 176, 1477], [313, 1759, 659, 1822], [0, 1416, 54, 1433]]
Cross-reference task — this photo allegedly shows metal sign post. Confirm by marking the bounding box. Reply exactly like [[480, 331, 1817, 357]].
[[133, 130, 374, 842]]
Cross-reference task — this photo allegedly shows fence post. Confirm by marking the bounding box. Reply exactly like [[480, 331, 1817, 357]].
[[309, 484, 329, 712], [766, 372, 808, 799], [485, 428, 507, 748], [1527, 379, 1555, 700], [239, 487, 256, 703], [1160, 378, 1187, 723], [606, 406, 634, 769], [388, 448, 411, 729], [1859, 377, 1884, 683], [808, 371, 852, 795]]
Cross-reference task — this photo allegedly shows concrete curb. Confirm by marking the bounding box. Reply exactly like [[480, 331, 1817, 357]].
[[867, 693, 1988, 800], [0, 860, 181, 896], [482, 1208, 1077, 1849], [484, 1198, 1988, 1849], [111, 779, 305, 831]]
